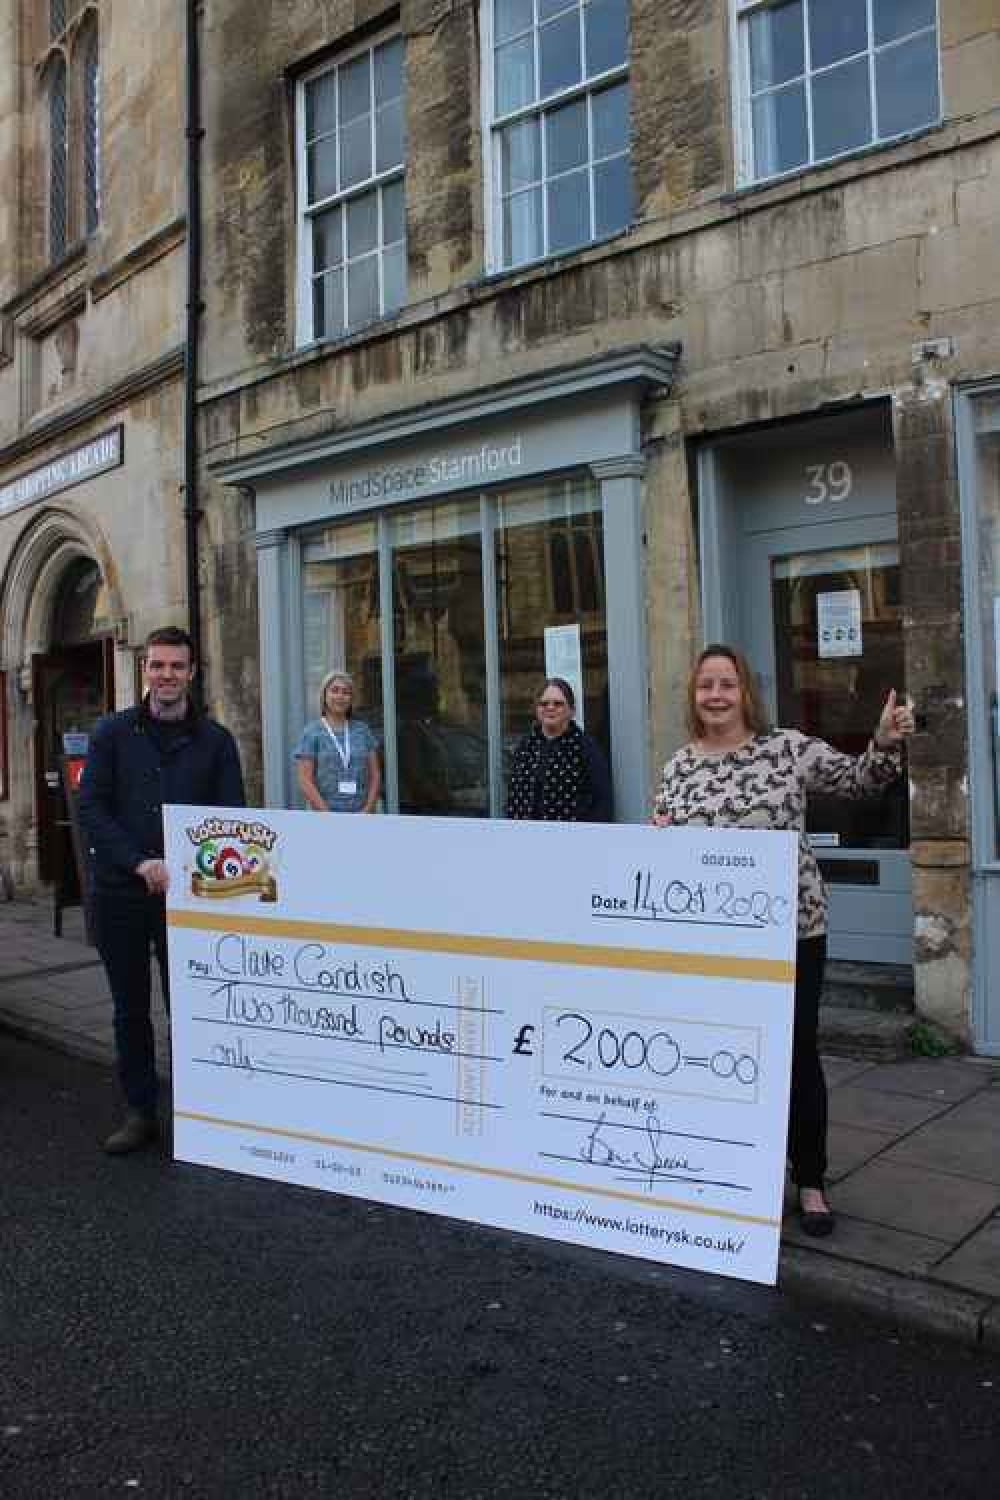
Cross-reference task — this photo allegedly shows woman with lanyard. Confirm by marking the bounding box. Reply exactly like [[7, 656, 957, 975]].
[[294, 669, 381, 814]]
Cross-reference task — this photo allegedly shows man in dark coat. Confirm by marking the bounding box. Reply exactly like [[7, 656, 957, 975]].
[[79, 626, 245, 1153]]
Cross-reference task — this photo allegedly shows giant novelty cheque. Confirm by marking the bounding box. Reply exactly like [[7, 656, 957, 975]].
[[165, 809, 798, 1286]]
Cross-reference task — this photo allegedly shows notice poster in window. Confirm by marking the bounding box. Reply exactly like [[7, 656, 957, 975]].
[[544, 624, 584, 728], [816, 589, 862, 659]]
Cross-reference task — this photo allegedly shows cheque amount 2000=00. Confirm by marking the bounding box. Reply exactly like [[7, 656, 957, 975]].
[[547, 1012, 759, 1086]]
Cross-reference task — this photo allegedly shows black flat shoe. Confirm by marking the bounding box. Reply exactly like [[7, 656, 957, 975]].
[[799, 1206, 835, 1238]]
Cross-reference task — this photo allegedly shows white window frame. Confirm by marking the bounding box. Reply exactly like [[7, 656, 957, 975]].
[[481, 0, 631, 274], [295, 29, 406, 348], [731, 0, 942, 187]]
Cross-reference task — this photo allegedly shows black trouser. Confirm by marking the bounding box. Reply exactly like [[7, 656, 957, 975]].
[[788, 934, 828, 1190], [94, 886, 170, 1116]]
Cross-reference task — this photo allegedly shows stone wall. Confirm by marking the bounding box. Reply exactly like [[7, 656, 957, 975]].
[[893, 384, 971, 1038], [195, 0, 1000, 1039], [0, 0, 189, 889], [0, 2, 18, 311], [0, 1, 187, 447]]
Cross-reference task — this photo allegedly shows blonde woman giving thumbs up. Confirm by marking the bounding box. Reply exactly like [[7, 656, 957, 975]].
[[652, 645, 915, 1238]]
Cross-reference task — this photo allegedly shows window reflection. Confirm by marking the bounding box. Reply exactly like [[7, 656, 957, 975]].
[[745, 0, 938, 180], [391, 501, 488, 817], [771, 543, 908, 850], [496, 476, 609, 799], [301, 518, 382, 731]]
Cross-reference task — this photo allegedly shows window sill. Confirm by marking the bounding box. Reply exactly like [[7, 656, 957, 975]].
[[725, 120, 946, 206], [297, 303, 409, 357], [477, 222, 635, 290], [282, 223, 635, 368]]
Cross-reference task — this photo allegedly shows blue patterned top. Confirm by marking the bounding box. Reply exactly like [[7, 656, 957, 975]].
[[293, 718, 379, 813]]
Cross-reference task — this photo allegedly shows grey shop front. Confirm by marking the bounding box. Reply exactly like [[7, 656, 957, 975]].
[[957, 382, 1000, 1056], [215, 346, 679, 827]]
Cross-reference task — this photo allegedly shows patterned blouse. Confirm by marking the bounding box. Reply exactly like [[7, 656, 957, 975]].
[[507, 722, 613, 823], [653, 730, 902, 939]]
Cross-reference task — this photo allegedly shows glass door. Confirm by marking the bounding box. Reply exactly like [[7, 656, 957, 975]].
[[747, 520, 913, 963], [770, 540, 909, 853]]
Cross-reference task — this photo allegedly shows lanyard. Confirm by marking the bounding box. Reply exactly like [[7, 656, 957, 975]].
[[322, 718, 351, 770]]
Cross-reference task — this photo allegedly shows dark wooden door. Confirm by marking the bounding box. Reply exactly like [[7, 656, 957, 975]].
[[33, 638, 114, 881]]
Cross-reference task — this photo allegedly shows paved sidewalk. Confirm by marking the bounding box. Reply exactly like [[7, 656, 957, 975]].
[[2, 898, 998, 1348], [0, 899, 169, 1069]]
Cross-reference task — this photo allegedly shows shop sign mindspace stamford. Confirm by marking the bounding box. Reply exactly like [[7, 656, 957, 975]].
[[165, 811, 798, 1286]]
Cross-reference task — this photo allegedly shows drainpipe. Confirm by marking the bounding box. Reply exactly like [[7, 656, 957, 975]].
[[183, 0, 204, 687]]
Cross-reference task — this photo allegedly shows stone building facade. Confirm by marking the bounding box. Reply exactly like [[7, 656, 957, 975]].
[[5, 3, 1000, 1053], [0, 1, 188, 891], [196, 0, 1000, 1053]]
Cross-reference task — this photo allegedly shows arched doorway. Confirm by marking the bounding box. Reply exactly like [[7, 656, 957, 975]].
[[32, 556, 115, 880]]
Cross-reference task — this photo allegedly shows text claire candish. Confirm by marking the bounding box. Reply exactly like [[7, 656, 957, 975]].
[[165, 809, 798, 1286]]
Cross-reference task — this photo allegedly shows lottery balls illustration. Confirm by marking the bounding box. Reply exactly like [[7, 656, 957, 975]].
[[187, 822, 278, 902], [242, 843, 267, 876], [195, 839, 219, 876], [215, 846, 245, 881]]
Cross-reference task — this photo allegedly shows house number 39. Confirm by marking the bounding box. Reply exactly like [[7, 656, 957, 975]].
[[804, 461, 853, 505]]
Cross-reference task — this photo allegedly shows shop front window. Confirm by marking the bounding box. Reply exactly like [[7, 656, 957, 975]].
[[971, 395, 1000, 858], [302, 518, 382, 722], [297, 472, 609, 816], [391, 500, 489, 817], [495, 475, 608, 795]]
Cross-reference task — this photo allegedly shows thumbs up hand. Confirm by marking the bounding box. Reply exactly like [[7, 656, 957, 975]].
[[875, 689, 916, 749]]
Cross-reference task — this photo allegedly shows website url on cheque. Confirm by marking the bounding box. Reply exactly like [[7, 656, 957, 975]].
[[532, 1199, 746, 1257]]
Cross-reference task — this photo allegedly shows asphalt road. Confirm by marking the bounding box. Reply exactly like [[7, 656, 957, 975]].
[[2, 1032, 998, 1500]]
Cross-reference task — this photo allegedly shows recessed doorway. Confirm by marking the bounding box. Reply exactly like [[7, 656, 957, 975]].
[[697, 403, 913, 964], [32, 557, 115, 881]]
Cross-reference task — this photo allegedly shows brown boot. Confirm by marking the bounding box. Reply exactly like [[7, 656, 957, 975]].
[[103, 1110, 158, 1155]]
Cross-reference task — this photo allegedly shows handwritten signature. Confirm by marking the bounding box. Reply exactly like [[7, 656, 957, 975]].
[[580, 1111, 702, 1192]]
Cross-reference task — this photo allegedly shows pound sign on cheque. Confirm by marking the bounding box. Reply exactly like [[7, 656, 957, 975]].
[[512, 1024, 535, 1056]]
